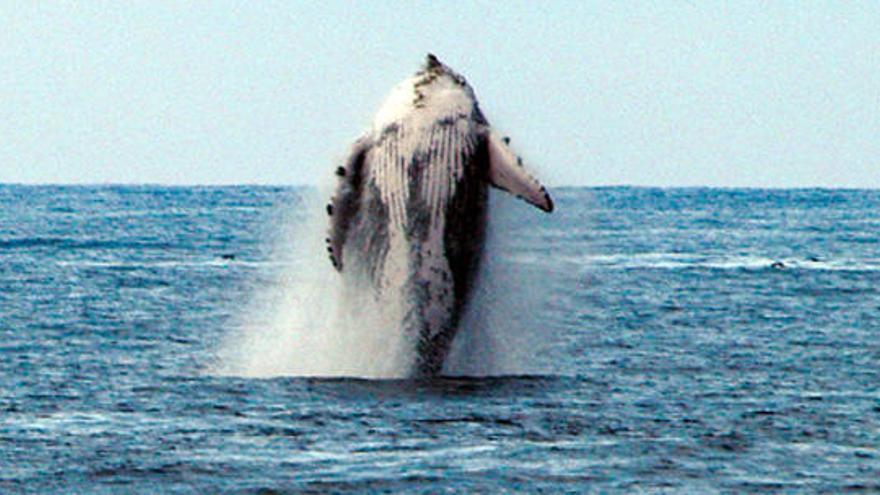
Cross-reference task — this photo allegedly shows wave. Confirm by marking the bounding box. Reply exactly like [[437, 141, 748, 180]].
[[54, 259, 293, 268], [0, 237, 179, 251], [507, 252, 880, 272]]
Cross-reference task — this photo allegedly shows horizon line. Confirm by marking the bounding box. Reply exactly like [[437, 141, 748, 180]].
[[2, 182, 879, 191]]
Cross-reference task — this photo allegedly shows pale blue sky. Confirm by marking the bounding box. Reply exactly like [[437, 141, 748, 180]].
[[1, 1, 878, 187]]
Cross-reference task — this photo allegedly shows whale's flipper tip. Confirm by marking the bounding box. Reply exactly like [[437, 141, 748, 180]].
[[543, 193, 555, 213], [486, 129, 554, 213]]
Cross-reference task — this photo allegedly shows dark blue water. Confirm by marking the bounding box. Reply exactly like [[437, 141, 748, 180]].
[[1, 185, 879, 493]]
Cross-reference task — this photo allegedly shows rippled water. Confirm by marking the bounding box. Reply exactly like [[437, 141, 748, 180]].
[[1, 185, 879, 493]]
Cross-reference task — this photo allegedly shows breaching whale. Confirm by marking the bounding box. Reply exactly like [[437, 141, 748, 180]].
[[326, 54, 553, 376]]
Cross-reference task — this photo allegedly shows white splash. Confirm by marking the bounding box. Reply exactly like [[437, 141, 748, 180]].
[[211, 189, 410, 379], [211, 190, 548, 379], [444, 194, 551, 376]]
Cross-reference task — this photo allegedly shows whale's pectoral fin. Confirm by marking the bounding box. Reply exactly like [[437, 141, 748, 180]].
[[486, 129, 554, 212], [327, 136, 372, 271]]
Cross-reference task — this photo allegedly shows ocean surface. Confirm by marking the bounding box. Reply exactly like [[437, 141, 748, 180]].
[[1, 185, 879, 493]]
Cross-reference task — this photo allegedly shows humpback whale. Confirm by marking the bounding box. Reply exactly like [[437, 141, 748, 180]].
[[326, 54, 553, 376]]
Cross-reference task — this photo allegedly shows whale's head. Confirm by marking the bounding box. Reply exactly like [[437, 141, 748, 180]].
[[418, 54, 468, 86], [413, 54, 477, 104], [373, 54, 480, 129]]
